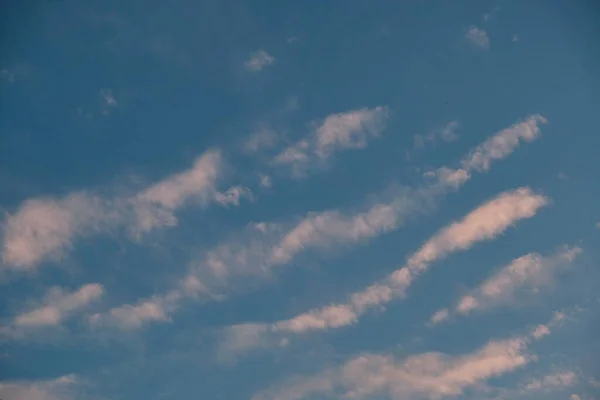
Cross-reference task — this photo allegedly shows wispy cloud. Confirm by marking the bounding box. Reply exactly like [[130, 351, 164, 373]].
[[0, 284, 104, 339], [0, 374, 79, 400], [1, 149, 248, 271], [245, 50, 275, 71], [523, 371, 578, 392], [466, 26, 490, 49], [89, 289, 181, 330], [271, 187, 548, 335], [91, 115, 547, 332], [274, 106, 391, 177], [254, 316, 559, 400], [100, 88, 117, 107], [243, 127, 279, 154], [413, 121, 460, 149], [1, 193, 116, 269], [14, 284, 104, 328], [431, 247, 582, 324]]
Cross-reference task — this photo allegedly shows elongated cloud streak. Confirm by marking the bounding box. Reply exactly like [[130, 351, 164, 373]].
[[92, 115, 548, 332], [431, 246, 582, 324], [269, 114, 546, 268], [0, 284, 104, 339], [274, 106, 391, 177], [14, 283, 104, 328], [272, 187, 548, 335], [253, 316, 558, 400]]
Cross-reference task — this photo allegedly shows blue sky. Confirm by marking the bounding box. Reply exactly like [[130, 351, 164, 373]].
[[1, 0, 599, 399]]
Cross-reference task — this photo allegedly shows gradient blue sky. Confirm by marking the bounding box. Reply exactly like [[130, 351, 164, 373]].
[[1, 1, 599, 399]]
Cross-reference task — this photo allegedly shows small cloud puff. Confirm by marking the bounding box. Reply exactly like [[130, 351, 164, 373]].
[[466, 26, 490, 49], [245, 50, 275, 71]]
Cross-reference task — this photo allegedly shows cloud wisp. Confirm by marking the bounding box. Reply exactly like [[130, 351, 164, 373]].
[[1, 150, 251, 271], [430, 246, 582, 324], [94, 115, 547, 332], [245, 50, 275, 71], [1, 284, 104, 339], [273, 106, 391, 177], [0, 374, 80, 400], [252, 315, 562, 400], [267, 187, 548, 336], [413, 121, 460, 149]]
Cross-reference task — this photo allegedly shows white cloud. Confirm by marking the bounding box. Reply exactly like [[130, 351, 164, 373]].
[[274, 304, 357, 333], [524, 371, 577, 392], [531, 324, 551, 339], [94, 115, 547, 333], [243, 127, 278, 153], [458, 247, 581, 312], [90, 289, 181, 330], [1, 193, 114, 269], [272, 187, 548, 334], [269, 202, 407, 265], [414, 121, 460, 148], [214, 186, 253, 207], [245, 50, 274, 71], [431, 247, 581, 324], [259, 174, 272, 188], [14, 283, 104, 328], [403, 187, 548, 275], [466, 26, 490, 49], [274, 106, 391, 177], [254, 337, 533, 400], [217, 323, 272, 362], [1, 149, 242, 271], [429, 308, 450, 325], [255, 314, 564, 400], [265, 113, 547, 269], [461, 115, 545, 172], [0, 374, 79, 400], [100, 88, 117, 107], [131, 150, 222, 234], [424, 114, 545, 189]]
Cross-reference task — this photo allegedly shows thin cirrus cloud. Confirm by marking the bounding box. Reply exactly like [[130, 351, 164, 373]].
[[244, 50, 275, 72], [413, 120, 460, 149], [97, 114, 547, 332], [253, 315, 563, 400], [273, 106, 391, 177], [465, 26, 490, 49], [0, 150, 251, 271], [430, 246, 583, 324]]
